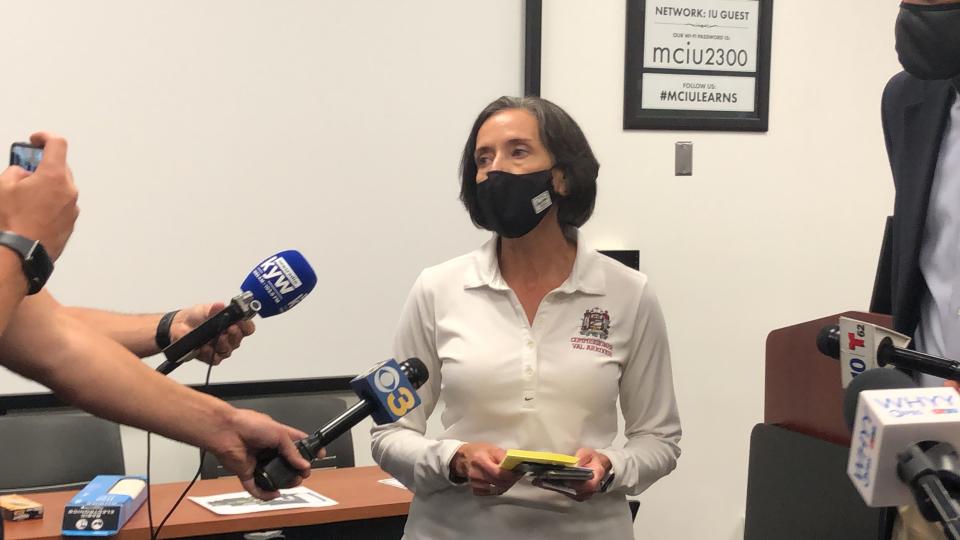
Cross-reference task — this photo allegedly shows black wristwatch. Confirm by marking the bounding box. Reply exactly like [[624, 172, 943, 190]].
[[0, 232, 54, 295]]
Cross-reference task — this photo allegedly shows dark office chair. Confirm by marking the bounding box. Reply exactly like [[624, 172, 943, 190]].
[[200, 394, 354, 479], [0, 410, 125, 494]]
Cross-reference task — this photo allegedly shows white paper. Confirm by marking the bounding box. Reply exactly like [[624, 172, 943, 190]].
[[189, 486, 337, 516], [377, 478, 409, 490]]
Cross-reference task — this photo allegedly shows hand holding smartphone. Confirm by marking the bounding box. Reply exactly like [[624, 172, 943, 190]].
[[9, 143, 44, 172], [0, 134, 77, 263]]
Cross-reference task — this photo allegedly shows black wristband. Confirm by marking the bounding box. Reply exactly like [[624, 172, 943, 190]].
[[155, 310, 180, 350]]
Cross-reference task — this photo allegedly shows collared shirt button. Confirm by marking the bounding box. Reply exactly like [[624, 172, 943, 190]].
[[525, 340, 535, 349], [524, 366, 534, 376]]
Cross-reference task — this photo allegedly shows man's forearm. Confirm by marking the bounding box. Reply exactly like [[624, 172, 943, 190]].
[[62, 300, 255, 367], [0, 251, 29, 338], [0, 293, 234, 452], [59, 305, 163, 358]]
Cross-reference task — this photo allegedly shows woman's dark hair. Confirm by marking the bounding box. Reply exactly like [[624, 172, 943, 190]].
[[459, 96, 600, 231]]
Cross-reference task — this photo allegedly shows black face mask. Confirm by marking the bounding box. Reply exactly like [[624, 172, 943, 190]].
[[895, 2, 960, 80], [476, 169, 556, 238]]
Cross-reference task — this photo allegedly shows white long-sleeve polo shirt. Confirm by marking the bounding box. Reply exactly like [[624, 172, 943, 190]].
[[371, 235, 681, 540]]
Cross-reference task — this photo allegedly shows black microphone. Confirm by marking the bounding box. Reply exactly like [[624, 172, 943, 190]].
[[898, 443, 960, 539], [817, 324, 960, 381], [254, 358, 429, 492], [842, 367, 916, 431], [157, 293, 260, 375], [157, 250, 317, 375], [816, 324, 841, 360]]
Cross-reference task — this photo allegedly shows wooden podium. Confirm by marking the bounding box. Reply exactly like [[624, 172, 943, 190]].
[[744, 312, 897, 540], [3, 465, 410, 539]]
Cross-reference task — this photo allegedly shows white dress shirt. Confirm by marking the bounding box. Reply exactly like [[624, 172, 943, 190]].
[[916, 88, 960, 386], [371, 235, 681, 539]]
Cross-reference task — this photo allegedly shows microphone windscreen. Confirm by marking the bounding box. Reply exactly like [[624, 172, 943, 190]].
[[241, 250, 317, 317], [843, 368, 916, 432], [400, 357, 429, 389], [816, 325, 840, 359]]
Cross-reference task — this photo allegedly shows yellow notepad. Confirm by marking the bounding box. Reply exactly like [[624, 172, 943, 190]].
[[499, 449, 579, 471]]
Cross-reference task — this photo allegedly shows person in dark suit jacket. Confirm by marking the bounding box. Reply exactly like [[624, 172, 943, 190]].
[[872, 74, 957, 334], [873, 7, 960, 536], [872, 0, 960, 351]]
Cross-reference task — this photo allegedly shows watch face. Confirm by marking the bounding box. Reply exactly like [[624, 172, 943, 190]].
[[21, 239, 53, 295], [0, 232, 53, 294]]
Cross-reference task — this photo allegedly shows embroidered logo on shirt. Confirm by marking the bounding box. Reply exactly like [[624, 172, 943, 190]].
[[579, 307, 610, 339], [571, 308, 613, 357]]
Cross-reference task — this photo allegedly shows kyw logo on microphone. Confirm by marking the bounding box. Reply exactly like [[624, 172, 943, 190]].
[[255, 255, 304, 302]]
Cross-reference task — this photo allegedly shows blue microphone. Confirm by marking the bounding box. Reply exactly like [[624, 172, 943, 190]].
[[240, 250, 317, 317], [253, 358, 428, 492], [156, 250, 317, 375]]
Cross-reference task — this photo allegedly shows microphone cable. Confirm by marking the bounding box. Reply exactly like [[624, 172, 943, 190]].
[[146, 362, 213, 540]]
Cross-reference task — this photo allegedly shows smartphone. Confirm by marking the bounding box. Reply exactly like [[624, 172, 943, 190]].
[[10, 142, 44, 172], [537, 467, 594, 481], [534, 479, 579, 497], [513, 462, 563, 475], [514, 462, 594, 480]]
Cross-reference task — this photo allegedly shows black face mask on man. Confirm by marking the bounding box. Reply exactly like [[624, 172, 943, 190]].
[[895, 2, 960, 81], [476, 169, 557, 238]]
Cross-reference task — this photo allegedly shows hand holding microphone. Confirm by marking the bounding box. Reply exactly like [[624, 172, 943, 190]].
[[157, 250, 317, 375], [254, 358, 429, 492], [210, 408, 316, 501], [167, 302, 256, 365]]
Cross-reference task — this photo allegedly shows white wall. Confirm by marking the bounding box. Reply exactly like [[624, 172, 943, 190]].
[[1, 1, 909, 537], [0, 0, 521, 394], [0, 0, 515, 511], [0, 0, 516, 511], [540, 1, 902, 538]]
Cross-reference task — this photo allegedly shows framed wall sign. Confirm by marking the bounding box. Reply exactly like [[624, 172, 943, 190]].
[[624, 0, 773, 131]]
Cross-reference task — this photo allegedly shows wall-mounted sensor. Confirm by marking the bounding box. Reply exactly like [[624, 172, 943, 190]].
[[675, 141, 693, 176]]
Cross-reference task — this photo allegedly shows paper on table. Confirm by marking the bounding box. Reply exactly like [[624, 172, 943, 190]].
[[189, 487, 337, 516], [377, 478, 408, 490]]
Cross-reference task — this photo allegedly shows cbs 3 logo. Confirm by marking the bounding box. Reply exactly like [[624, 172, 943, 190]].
[[374, 365, 417, 417]]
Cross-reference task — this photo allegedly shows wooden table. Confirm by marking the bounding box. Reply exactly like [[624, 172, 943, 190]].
[[4, 466, 411, 539]]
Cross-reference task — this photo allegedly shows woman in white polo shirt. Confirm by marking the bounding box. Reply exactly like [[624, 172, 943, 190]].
[[371, 96, 681, 539]]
